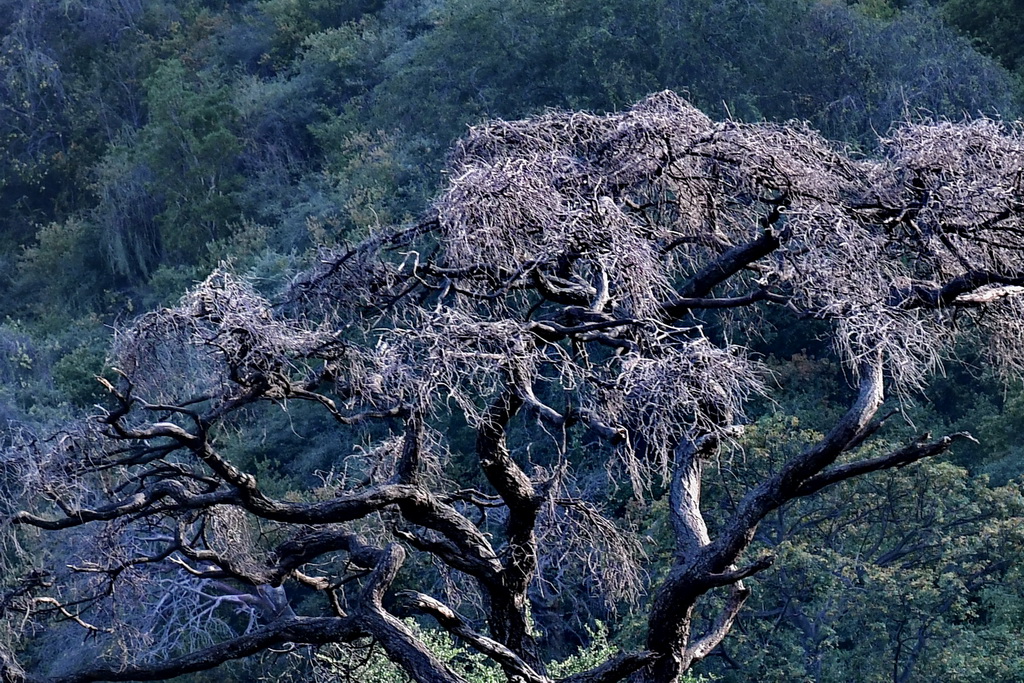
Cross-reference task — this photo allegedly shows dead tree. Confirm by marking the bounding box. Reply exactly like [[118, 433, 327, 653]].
[[5, 92, 1024, 683]]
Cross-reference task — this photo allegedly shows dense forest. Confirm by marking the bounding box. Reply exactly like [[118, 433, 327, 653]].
[[2, 0, 1024, 681]]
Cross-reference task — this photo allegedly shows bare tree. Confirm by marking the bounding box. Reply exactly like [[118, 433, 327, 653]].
[[5, 91, 1024, 683]]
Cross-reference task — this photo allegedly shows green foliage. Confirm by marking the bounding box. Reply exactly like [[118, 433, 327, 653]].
[[358, 0, 1017, 154], [694, 414, 1024, 683], [0, 2, 77, 193], [315, 621, 711, 683], [258, 0, 386, 65], [51, 341, 113, 408], [315, 128, 432, 232], [14, 219, 106, 317], [6, 0, 1019, 314], [141, 59, 244, 260], [545, 623, 618, 679], [850, 0, 899, 20], [91, 58, 245, 282], [943, 0, 1024, 74], [91, 134, 161, 282], [0, 323, 62, 420]]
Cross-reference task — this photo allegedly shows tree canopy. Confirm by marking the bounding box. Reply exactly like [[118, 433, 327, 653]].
[[4, 91, 1024, 683]]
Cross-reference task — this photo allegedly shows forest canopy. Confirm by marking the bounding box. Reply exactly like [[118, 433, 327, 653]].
[[3, 1, 1024, 682]]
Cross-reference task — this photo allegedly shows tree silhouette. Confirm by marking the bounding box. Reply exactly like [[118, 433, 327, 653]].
[[5, 92, 1024, 683]]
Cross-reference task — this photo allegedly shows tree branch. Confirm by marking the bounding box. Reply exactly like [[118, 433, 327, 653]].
[[399, 591, 549, 683], [660, 288, 788, 319], [557, 651, 660, 683], [675, 228, 782, 301], [684, 583, 751, 664], [711, 360, 884, 567], [793, 432, 974, 498], [46, 617, 362, 683], [356, 545, 470, 683], [892, 269, 1024, 309]]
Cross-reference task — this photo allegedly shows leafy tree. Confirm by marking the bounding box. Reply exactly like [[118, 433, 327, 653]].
[[5, 92, 1024, 683], [0, 0, 96, 250], [0, 0, 154, 253], [139, 58, 244, 264], [92, 140, 165, 283], [13, 220, 106, 317], [757, 2, 1017, 145], [362, 0, 1016, 151], [943, 0, 1024, 75], [697, 416, 1024, 683], [88, 57, 245, 283]]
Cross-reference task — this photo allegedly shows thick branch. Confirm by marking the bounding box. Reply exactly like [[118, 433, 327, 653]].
[[684, 583, 750, 664], [892, 269, 1024, 309], [557, 651, 660, 683], [395, 413, 424, 484], [399, 591, 548, 683], [669, 438, 713, 559], [660, 289, 788, 319], [270, 529, 380, 584], [675, 229, 782, 300], [711, 360, 884, 567], [477, 391, 530, 497], [642, 361, 883, 683], [704, 557, 775, 588], [357, 545, 469, 683], [531, 270, 595, 306], [475, 389, 544, 670], [529, 318, 640, 342], [793, 432, 973, 498], [12, 483, 237, 531], [48, 617, 361, 683], [392, 528, 502, 581]]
